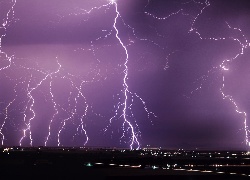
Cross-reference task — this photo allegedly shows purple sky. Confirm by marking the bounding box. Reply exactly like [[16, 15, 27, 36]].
[[1, 0, 250, 150]]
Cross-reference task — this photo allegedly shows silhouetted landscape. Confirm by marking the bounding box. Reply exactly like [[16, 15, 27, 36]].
[[1, 146, 250, 179]]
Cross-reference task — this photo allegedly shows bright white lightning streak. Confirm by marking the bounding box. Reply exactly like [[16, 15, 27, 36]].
[[145, 9, 185, 20], [1, 0, 157, 148], [187, 1, 250, 147], [0, 99, 15, 145], [45, 74, 89, 147], [73, 81, 89, 146], [0, 0, 17, 145], [145, 0, 250, 148], [0, 79, 22, 145], [0, 0, 16, 71], [219, 24, 249, 147], [20, 60, 61, 146], [90, 1, 157, 150], [112, 2, 139, 150], [44, 79, 59, 146], [57, 78, 89, 146], [189, 0, 210, 33], [74, 1, 157, 149], [221, 76, 249, 147], [57, 93, 76, 146], [193, 25, 250, 147], [0, 1, 97, 147]]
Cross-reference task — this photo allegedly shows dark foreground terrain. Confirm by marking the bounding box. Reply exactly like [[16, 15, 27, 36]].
[[1, 146, 250, 180]]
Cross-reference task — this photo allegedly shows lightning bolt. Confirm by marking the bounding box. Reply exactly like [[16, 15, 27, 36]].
[[112, 1, 140, 150], [103, 1, 158, 150], [219, 24, 250, 147], [72, 81, 89, 146], [44, 79, 59, 146], [0, 0, 16, 69], [145, 0, 250, 149], [0, 0, 17, 146], [5, 0, 245, 150], [61, 0, 157, 149], [56, 77, 89, 147], [0, 99, 15, 145], [1, 0, 97, 147], [19, 59, 61, 146], [186, 1, 250, 148]]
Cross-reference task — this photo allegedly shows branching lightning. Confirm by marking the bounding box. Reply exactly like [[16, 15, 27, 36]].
[[2, 0, 249, 150], [0, 0, 17, 145], [1, 0, 157, 149], [0, 0, 16, 70], [187, 1, 250, 147], [104, 1, 157, 150], [219, 24, 250, 147], [0, 0, 91, 147], [19, 60, 61, 146], [145, 0, 250, 149], [112, 1, 139, 149]]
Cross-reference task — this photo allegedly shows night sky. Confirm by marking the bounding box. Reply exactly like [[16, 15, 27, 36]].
[[1, 0, 250, 150]]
